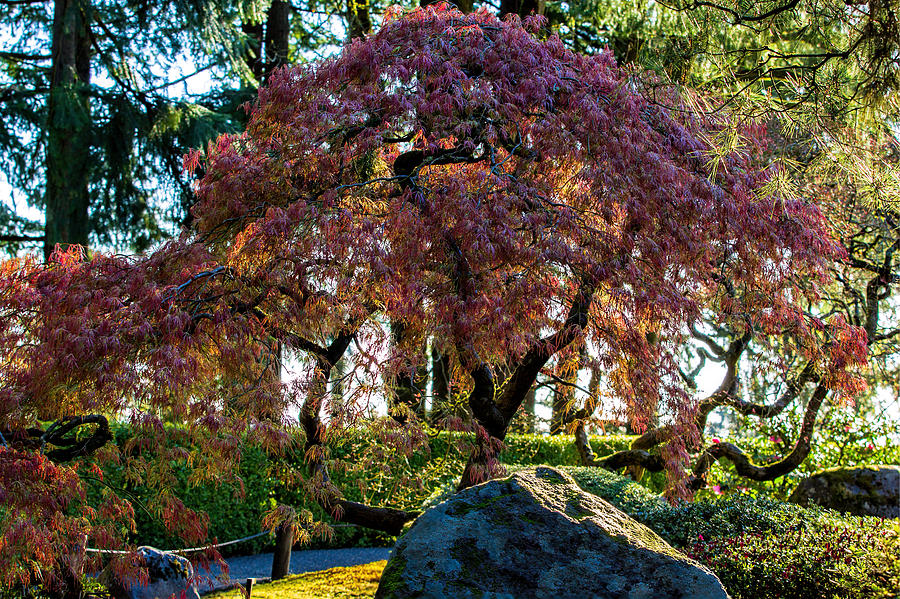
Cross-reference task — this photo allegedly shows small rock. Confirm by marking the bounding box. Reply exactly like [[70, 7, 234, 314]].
[[375, 466, 729, 599], [789, 465, 900, 518], [110, 546, 200, 599]]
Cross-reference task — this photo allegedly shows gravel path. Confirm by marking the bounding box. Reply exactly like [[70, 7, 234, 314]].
[[198, 547, 392, 592]]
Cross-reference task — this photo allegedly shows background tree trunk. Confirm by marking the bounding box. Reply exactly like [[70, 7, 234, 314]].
[[522, 384, 536, 433], [242, 20, 264, 81], [44, 0, 92, 260], [264, 0, 290, 81], [550, 350, 580, 434], [499, 0, 543, 19], [346, 0, 372, 41], [430, 345, 451, 425], [388, 322, 428, 421], [420, 0, 474, 13]]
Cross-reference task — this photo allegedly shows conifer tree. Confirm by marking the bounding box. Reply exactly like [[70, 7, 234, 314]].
[[0, 0, 268, 258]]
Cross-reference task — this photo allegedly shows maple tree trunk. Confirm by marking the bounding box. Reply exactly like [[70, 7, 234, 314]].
[[293, 329, 420, 534], [44, 0, 92, 260], [457, 373, 510, 490], [52, 533, 87, 599], [458, 283, 594, 490], [271, 522, 293, 580], [57, 572, 83, 599]]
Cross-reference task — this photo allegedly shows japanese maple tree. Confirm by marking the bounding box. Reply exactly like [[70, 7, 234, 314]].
[[0, 5, 867, 595]]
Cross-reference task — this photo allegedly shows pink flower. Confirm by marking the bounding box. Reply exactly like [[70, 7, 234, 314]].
[[712, 485, 723, 495], [866, 443, 875, 450], [769, 436, 782, 443], [844, 425, 852, 432], [711, 437, 720, 444]]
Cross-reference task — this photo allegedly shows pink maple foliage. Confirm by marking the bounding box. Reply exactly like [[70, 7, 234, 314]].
[[0, 5, 867, 593]]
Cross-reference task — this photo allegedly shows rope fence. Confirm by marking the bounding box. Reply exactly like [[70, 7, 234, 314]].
[[84, 531, 270, 555], [84, 522, 360, 555]]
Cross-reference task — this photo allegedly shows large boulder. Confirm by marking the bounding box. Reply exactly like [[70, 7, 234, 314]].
[[109, 546, 200, 599], [789, 465, 900, 518], [375, 466, 729, 599]]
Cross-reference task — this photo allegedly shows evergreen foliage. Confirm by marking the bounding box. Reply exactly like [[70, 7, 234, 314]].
[[0, 0, 268, 256]]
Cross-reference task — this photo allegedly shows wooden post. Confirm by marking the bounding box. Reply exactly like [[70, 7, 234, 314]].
[[271, 522, 293, 580]]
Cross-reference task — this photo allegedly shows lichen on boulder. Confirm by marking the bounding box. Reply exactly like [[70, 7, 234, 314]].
[[375, 466, 729, 599], [789, 465, 900, 518]]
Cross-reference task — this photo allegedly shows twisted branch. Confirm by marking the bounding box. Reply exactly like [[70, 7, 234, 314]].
[[1, 415, 112, 462]]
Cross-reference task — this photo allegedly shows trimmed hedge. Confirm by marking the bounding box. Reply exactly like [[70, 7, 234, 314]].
[[78, 439, 900, 599], [91, 444, 278, 556], [94, 430, 642, 554], [562, 466, 900, 599], [684, 522, 899, 599]]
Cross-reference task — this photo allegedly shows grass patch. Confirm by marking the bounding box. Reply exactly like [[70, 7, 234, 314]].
[[206, 561, 385, 599]]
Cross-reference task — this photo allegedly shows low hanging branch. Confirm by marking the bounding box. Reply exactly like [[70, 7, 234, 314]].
[[572, 323, 834, 489], [0, 415, 112, 463]]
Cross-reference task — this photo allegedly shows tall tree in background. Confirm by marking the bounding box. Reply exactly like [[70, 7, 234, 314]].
[[0, 0, 269, 258], [347, 0, 373, 39], [44, 0, 92, 260]]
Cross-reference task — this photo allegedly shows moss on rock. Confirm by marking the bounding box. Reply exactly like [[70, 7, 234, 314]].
[[789, 465, 899, 518], [375, 466, 729, 599]]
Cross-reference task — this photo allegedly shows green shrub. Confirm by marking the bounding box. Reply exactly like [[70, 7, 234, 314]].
[[684, 520, 900, 599], [625, 494, 812, 548], [95, 427, 641, 552], [561, 466, 900, 599], [567, 467, 812, 546], [91, 443, 277, 556], [497, 434, 634, 466], [561, 466, 665, 513]]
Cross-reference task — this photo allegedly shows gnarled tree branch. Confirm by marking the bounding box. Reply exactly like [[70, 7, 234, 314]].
[[1, 415, 112, 462]]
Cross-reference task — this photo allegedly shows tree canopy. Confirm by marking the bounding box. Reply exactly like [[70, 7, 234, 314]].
[[0, 6, 871, 593]]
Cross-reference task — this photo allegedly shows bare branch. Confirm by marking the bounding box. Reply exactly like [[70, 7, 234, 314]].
[[689, 383, 828, 488], [1, 415, 112, 462], [0, 234, 44, 242]]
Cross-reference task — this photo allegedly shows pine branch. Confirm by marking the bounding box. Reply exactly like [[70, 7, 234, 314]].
[[0, 51, 50, 61], [0, 234, 44, 242]]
